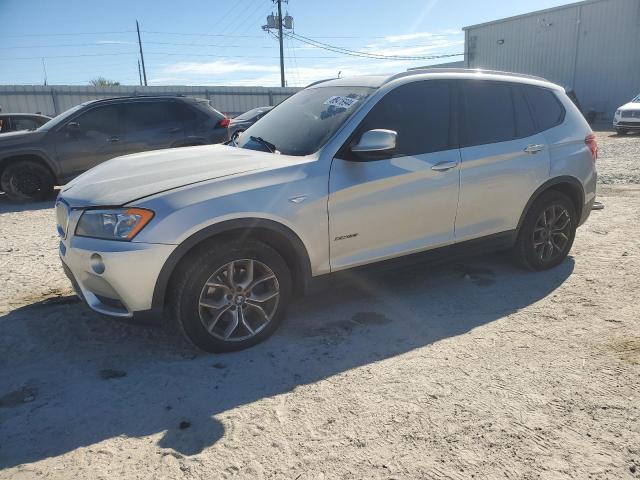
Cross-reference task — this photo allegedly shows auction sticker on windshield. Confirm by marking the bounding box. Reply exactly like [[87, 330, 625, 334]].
[[324, 96, 359, 109]]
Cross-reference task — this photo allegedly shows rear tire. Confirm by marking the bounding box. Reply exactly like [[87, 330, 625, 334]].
[[514, 191, 577, 271], [1, 160, 54, 202], [168, 239, 292, 353]]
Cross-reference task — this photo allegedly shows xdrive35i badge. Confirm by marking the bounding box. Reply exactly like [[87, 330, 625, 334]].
[[334, 233, 358, 241]]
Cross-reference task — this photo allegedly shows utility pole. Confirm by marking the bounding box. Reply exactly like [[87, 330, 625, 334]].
[[277, 0, 285, 87], [41, 58, 47, 86], [138, 59, 143, 86], [136, 20, 148, 86], [262, 1, 293, 87]]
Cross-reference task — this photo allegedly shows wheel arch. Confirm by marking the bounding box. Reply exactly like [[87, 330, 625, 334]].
[[0, 152, 58, 183], [517, 176, 585, 232], [151, 217, 312, 312]]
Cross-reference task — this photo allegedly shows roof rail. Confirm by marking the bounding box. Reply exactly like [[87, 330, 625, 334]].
[[304, 77, 339, 88], [89, 93, 188, 103], [386, 68, 549, 84]]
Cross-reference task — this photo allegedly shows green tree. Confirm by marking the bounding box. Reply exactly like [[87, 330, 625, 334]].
[[89, 77, 120, 87]]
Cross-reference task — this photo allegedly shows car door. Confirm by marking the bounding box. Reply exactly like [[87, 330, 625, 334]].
[[455, 81, 551, 242], [328, 80, 461, 271], [54, 104, 128, 176], [121, 100, 185, 154]]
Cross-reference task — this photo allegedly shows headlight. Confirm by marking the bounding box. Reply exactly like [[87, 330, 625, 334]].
[[615, 110, 621, 116], [75, 208, 154, 241]]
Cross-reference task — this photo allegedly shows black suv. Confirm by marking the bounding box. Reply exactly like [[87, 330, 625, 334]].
[[0, 95, 229, 201]]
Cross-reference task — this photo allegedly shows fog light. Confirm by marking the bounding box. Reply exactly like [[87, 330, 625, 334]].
[[90, 253, 105, 274]]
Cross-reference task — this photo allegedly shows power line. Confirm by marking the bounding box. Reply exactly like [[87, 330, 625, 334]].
[[141, 31, 266, 38], [176, 0, 270, 70], [286, 32, 463, 61], [0, 52, 138, 60], [0, 50, 461, 62], [140, 30, 461, 40], [0, 39, 460, 51], [0, 31, 134, 38]]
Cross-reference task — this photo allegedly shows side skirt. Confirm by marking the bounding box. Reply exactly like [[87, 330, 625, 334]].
[[306, 230, 517, 295]]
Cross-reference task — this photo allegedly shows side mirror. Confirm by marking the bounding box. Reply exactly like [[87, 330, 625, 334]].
[[350, 129, 397, 160], [66, 122, 80, 136]]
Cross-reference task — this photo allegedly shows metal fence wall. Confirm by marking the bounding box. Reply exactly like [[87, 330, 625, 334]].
[[464, 0, 640, 121], [0, 85, 302, 118]]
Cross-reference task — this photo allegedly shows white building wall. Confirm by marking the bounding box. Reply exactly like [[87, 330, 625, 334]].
[[0, 85, 301, 118], [464, 0, 640, 120]]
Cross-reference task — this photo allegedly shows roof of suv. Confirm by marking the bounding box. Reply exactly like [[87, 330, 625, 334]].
[[81, 95, 207, 107], [0, 113, 51, 119], [308, 68, 560, 91]]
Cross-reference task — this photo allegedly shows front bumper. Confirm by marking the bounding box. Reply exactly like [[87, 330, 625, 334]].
[[60, 234, 175, 318], [613, 119, 640, 130]]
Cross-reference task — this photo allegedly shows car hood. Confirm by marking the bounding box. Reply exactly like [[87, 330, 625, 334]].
[[618, 101, 640, 111], [61, 144, 299, 206], [0, 129, 46, 145]]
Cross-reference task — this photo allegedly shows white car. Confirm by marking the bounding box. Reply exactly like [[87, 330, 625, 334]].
[[613, 93, 640, 134], [57, 69, 598, 352]]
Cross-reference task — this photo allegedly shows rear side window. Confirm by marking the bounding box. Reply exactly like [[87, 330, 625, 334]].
[[174, 102, 198, 122], [124, 101, 181, 131], [461, 81, 515, 147], [523, 86, 564, 132], [355, 80, 452, 157]]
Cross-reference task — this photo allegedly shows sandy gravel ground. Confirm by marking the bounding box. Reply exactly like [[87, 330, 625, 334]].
[[1, 131, 639, 479]]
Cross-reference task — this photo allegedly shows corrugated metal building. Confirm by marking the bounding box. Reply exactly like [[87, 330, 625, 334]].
[[463, 0, 640, 121], [0, 85, 301, 118]]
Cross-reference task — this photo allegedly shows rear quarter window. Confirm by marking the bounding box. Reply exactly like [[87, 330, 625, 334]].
[[523, 86, 565, 132]]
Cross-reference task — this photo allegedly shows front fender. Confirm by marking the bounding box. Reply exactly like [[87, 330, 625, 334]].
[[149, 217, 312, 312]]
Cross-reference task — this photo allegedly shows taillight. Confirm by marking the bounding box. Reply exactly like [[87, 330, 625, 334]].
[[585, 133, 598, 161], [217, 117, 230, 129]]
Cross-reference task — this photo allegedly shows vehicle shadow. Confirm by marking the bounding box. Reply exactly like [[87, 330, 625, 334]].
[[0, 254, 574, 467], [0, 189, 58, 214], [606, 131, 640, 138]]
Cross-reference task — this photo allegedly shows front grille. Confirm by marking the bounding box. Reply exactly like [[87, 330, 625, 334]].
[[55, 200, 69, 238], [616, 121, 640, 128], [621, 110, 640, 118]]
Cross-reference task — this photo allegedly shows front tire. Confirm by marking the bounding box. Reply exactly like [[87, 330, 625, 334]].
[[168, 240, 292, 353], [1, 160, 54, 202], [616, 128, 628, 135], [514, 191, 577, 271]]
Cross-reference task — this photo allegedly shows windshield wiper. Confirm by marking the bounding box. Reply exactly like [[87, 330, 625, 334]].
[[249, 136, 276, 153]]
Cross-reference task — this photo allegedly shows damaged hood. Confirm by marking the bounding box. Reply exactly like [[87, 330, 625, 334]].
[[61, 144, 294, 206]]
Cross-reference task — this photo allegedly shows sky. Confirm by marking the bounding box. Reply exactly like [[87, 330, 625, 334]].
[[0, 0, 576, 87]]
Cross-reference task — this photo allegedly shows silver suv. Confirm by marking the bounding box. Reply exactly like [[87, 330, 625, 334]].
[[57, 69, 598, 352]]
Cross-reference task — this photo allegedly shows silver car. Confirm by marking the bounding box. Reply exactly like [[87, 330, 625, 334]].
[[57, 69, 598, 352]]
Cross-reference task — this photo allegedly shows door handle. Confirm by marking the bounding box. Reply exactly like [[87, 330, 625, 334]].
[[166, 127, 181, 133], [524, 144, 545, 154], [106, 136, 120, 143], [431, 161, 458, 172]]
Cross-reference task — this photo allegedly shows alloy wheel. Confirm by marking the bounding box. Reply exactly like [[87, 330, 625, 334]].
[[198, 259, 280, 342], [10, 169, 41, 196], [532, 204, 572, 262]]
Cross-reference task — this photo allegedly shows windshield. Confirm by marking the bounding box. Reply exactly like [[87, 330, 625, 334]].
[[236, 86, 374, 156], [633, 94, 640, 103], [37, 103, 86, 131]]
